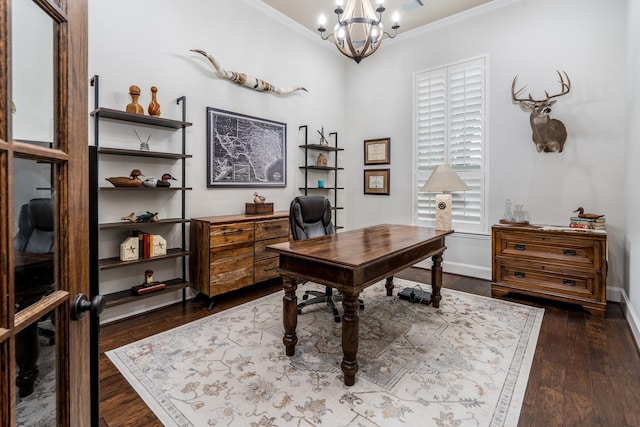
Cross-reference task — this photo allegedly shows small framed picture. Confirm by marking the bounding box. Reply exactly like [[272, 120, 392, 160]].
[[364, 169, 390, 195], [364, 138, 390, 165]]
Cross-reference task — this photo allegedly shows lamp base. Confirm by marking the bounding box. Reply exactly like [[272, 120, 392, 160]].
[[435, 193, 452, 231]]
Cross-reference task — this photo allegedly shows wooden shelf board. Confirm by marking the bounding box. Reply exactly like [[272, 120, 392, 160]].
[[99, 218, 189, 230], [98, 147, 192, 159], [103, 278, 191, 308], [99, 248, 190, 270], [99, 186, 192, 191], [298, 144, 343, 152], [299, 166, 344, 171], [90, 107, 192, 128]]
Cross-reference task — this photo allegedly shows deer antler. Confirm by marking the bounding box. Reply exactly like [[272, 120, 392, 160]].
[[512, 70, 571, 103], [511, 75, 533, 102], [544, 70, 571, 100]]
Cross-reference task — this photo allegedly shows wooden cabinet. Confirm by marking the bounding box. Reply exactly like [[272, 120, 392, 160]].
[[298, 125, 344, 229], [89, 75, 192, 315], [492, 224, 607, 317], [190, 212, 289, 309]]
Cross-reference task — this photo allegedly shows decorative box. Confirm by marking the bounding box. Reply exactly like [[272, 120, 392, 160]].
[[245, 203, 274, 215]]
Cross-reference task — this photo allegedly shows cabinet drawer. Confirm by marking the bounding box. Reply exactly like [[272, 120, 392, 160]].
[[255, 218, 289, 241], [255, 257, 280, 283], [255, 236, 289, 261], [209, 222, 254, 248], [495, 261, 599, 299], [495, 231, 599, 268]]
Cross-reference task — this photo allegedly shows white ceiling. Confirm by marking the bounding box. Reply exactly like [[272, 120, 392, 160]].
[[260, 0, 493, 35]]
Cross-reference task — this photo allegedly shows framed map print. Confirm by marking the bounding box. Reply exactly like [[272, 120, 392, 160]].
[[207, 107, 286, 187], [364, 169, 390, 195], [364, 137, 390, 165]]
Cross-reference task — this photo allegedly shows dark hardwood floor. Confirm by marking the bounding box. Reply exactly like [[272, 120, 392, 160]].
[[98, 268, 640, 427]]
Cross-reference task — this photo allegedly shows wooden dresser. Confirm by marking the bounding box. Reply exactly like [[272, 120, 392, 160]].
[[492, 224, 607, 317], [190, 212, 289, 309]]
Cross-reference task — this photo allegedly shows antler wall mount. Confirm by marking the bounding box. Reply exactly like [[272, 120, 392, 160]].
[[511, 70, 571, 153]]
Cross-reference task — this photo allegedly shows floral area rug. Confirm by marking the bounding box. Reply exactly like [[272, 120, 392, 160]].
[[107, 278, 543, 427]]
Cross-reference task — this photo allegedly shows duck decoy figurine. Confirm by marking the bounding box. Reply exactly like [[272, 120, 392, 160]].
[[573, 207, 605, 220], [136, 211, 159, 223], [143, 173, 177, 188], [253, 192, 266, 204], [106, 169, 144, 187]]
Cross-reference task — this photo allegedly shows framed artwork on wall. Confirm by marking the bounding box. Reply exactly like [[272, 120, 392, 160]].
[[364, 169, 390, 195], [364, 137, 390, 165], [206, 107, 287, 187]]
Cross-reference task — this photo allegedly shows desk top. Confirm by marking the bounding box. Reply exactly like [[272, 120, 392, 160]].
[[267, 224, 452, 268]]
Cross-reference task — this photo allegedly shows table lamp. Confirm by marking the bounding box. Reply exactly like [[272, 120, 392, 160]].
[[419, 165, 470, 231]]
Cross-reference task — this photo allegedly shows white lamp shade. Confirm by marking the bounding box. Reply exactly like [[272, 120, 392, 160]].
[[419, 165, 470, 193]]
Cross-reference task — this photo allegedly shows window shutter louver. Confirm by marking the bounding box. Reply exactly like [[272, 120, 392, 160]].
[[414, 58, 486, 233]]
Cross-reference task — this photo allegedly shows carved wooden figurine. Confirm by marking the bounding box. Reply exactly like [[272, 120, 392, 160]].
[[511, 70, 571, 153], [148, 86, 161, 117], [126, 85, 144, 114]]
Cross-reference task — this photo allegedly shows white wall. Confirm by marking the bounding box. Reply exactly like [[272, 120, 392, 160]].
[[624, 0, 640, 345], [89, 0, 636, 329], [341, 0, 628, 292], [88, 0, 347, 322]]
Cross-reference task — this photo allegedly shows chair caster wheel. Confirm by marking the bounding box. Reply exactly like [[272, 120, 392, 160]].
[[302, 294, 309, 300], [297, 308, 302, 315], [333, 315, 341, 323]]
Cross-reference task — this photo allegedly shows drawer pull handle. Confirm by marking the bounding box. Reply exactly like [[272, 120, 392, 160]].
[[563, 279, 576, 286], [514, 244, 526, 250], [563, 249, 577, 256], [223, 229, 243, 235], [264, 225, 282, 230], [514, 271, 525, 278]]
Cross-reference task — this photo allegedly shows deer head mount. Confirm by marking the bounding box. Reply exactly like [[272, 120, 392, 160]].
[[511, 70, 571, 153]]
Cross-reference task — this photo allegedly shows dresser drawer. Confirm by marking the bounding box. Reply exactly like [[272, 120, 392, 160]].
[[495, 260, 599, 299], [255, 257, 280, 283], [255, 236, 289, 261], [495, 230, 599, 268], [209, 222, 254, 248], [255, 218, 289, 241]]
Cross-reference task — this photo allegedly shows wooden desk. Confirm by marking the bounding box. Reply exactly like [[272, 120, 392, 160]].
[[267, 224, 453, 386]]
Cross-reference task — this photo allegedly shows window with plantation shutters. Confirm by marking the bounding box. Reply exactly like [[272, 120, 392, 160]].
[[414, 57, 486, 234]]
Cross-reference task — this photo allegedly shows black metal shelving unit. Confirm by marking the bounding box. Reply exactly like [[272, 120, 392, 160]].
[[89, 75, 192, 311], [298, 125, 344, 229]]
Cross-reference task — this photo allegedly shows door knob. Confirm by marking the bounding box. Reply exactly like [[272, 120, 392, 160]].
[[72, 293, 106, 320]]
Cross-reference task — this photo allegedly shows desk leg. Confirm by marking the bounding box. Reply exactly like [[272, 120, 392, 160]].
[[341, 293, 360, 386], [431, 254, 443, 308], [282, 275, 298, 357], [385, 276, 394, 296], [16, 323, 39, 397]]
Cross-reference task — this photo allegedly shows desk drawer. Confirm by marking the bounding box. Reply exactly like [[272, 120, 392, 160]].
[[209, 222, 254, 248], [255, 218, 289, 241]]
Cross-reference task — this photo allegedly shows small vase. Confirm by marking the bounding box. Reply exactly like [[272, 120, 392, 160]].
[[148, 86, 161, 117], [126, 85, 144, 114]]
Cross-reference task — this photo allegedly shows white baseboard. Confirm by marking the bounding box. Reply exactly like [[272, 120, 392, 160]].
[[618, 288, 640, 350], [414, 259, 492, 280]]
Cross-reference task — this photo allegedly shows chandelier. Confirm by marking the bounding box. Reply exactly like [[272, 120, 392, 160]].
[[318, 0, 400, 64]]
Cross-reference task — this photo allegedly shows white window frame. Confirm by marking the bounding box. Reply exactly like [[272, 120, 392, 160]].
[[412, 57, 487, 234]]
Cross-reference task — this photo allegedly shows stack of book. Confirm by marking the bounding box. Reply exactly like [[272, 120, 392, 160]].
[[569, 216, 606, 230]]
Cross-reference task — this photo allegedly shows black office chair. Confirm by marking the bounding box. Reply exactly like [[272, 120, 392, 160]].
[[14, 198, 56, 344], [289, 196, 363, 322]]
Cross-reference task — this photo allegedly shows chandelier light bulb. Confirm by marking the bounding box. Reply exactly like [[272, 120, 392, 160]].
[[318, 14, 327, 26], [336, 0, 343, 6], [392, 11, 399, 24], [337, 27, 345, 40]]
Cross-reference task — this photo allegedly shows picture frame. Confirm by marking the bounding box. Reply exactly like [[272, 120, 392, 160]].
[[206, 107, 287, 187], [364, 169, 390, 195], [364, 137, 390, 165]]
